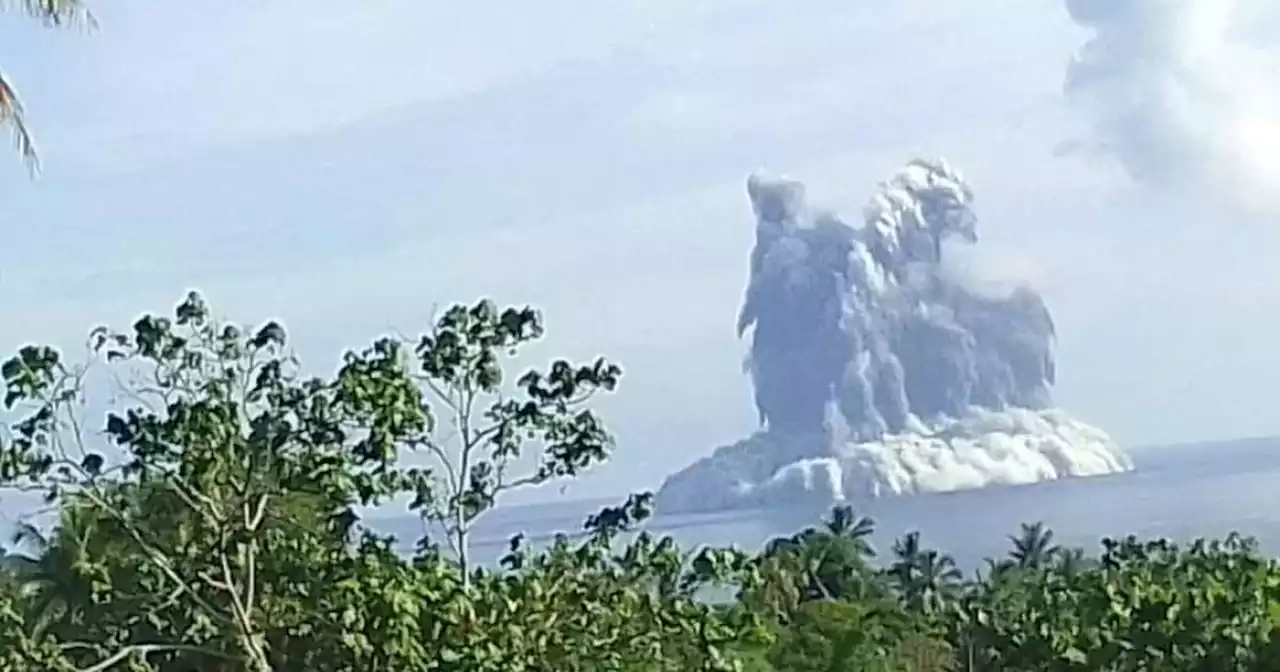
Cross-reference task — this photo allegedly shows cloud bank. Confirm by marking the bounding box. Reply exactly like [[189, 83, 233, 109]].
[[1060, 0, 1280, 212]]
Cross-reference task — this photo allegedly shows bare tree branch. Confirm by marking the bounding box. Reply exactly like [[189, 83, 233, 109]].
[[56, 641, 238, 672]]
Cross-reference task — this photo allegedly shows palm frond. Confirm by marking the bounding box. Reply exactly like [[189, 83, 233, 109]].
[[5, 0, 96, 28], [1, 0, 97, 174], [0, 71, 39, 174], [9, 519, 48, 552]]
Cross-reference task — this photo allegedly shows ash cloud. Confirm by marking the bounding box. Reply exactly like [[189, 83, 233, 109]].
[[1060, 0, 1280, 211], [740, 160, 1054, 442], [655, 160, 1132, 514]]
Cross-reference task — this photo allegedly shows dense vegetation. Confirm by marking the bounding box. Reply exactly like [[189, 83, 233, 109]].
[[1, 293, 1278, 671]]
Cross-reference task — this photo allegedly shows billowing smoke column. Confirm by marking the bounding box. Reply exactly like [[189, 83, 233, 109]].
[[655, 159, 1133, 514], [1060, 0, 1280, 211], [739, 162, 1055, 439]]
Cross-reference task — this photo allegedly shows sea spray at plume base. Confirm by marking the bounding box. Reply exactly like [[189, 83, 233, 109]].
[[656, 408, 1132, 515], [654, 159, 1133, 514]]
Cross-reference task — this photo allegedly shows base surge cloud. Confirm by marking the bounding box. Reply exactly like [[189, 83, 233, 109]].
[[1060, 0, 1280, 211], [655, 160, 1133, 514]]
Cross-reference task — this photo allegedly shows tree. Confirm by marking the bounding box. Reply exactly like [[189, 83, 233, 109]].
[[0, 291, 419, 669], [14, 294, 1280, 670], [887, 532, 962, 615], [2, 512, 99, 638], [909, 550, 962, 616], [886, 531, 923, 594], [1053, 545, 1093, 578], [0, 291, 767, 672], [753, 512, 954, 672], [822, 504, 876, 555], [406, 299, 620, 582], [755, 506, 883, 611], [954, 533, 1280, 671], [1, 0, 94, 172], [1006, 521, 1060, 570], [766, 599, 949, 672]]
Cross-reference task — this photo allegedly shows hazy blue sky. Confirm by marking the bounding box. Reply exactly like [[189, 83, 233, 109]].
[[1, 0, 1278, 503]]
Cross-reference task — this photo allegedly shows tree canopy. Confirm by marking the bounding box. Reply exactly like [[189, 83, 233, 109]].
[[1, 292, 1279, 671]]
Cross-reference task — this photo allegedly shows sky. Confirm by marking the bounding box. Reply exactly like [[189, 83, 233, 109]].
[[1, 0, 1279, 505]]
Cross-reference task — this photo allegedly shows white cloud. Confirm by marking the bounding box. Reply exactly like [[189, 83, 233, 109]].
[[1061, 0, 1280, 214]]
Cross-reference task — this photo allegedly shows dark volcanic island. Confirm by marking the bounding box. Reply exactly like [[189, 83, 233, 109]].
[[655, 159, 1133, 515]]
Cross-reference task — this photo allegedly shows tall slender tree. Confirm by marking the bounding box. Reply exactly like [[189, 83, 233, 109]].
[[888, 531, 963, 614], [1008, 521, 1061, 569], [823, 504, 876, 556]]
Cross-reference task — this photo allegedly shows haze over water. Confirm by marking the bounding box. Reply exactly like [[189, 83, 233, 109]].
[[370, 436, 1280, 572]]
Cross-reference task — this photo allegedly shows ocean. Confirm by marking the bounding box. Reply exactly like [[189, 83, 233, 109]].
[[6, 437, 1278, 573], [367, 436, 1280, 572]]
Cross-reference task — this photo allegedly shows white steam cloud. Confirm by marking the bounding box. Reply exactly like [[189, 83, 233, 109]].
[[658, 408, 1131, 514], [1061, 0, 1280, 211]]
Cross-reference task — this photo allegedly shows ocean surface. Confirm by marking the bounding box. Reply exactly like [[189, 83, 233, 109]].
[[367, 436, 1280, 572], [6, 437, 1279, 573]]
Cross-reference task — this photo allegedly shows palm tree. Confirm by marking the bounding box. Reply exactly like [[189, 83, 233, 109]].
[[763, 530, 844, 603], [1054, 546, 1094, 577], [822, 504, 876, 558], [1, 520, 66, 633], [912, 549, 963, 614], [887, 531, 963, 614], [3, 509, 108, 638], [1008, 521, 1061, 569], [0, 531, 40, 587], [887, 531, 923, 604], [981, 556, 1015, 581], [888, 530, 923, 585], [1, 0, 95, 171], [756, 508, 882, 607]]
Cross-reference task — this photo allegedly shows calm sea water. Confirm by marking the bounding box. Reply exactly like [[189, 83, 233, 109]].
[[369, 436, 1280, 572], [6, 437, 1277, 574]]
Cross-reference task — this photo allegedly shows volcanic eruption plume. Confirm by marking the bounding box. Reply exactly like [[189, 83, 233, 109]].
[[655, 160, 1132, 514]]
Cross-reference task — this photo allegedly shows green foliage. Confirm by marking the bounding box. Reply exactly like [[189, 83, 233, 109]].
[[3, 292, 1280, 671], [0, 293, 772, 671], [744, 505, 887, 619], [406, 299, 621, 579], [767, 600, 951, 672], [887, 531, 963, 616], [752, 511, 1280, 672], [958, 533, 1280, 671]]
